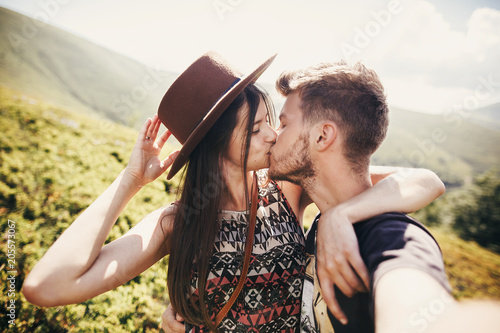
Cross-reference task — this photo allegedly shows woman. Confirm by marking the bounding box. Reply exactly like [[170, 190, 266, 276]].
[[23, 52, 444, 332]]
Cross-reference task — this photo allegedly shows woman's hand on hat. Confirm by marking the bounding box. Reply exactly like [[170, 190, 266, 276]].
[[124, 115, 179, 187]]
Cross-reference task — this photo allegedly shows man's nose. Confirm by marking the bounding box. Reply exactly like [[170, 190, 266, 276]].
[[267, 127, 277, 143]]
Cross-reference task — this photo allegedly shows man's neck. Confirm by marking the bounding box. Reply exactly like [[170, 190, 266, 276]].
[[306, 159, 372, 213]]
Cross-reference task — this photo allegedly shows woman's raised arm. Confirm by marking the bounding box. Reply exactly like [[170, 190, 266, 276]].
[[23, 115, 179, 307]]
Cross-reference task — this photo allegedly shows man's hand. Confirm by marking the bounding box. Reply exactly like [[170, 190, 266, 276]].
[[161, 304, 185, 333], [316, 207, 370, 325]]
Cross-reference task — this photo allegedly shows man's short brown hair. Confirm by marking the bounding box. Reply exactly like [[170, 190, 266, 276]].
[[276, 60, 389, 173]]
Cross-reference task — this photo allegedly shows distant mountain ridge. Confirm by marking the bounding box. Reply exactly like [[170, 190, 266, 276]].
[[373, 106, 500, 186], [1, 6, 499, 185], [468, 102, 500, 130], [0, 6, 178, 127]]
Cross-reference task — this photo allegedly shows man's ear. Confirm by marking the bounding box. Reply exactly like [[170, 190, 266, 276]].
[[313, 121, 337, 152]]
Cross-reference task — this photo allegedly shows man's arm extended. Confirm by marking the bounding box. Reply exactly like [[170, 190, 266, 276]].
[[375, 268, 500, 333]]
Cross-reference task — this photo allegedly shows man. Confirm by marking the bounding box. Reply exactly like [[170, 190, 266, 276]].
[[268, 61, 500, 332], [162, 60, 500, 332]]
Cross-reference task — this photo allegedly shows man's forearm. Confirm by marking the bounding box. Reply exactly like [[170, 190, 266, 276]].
[[341, 167, 444, 224]]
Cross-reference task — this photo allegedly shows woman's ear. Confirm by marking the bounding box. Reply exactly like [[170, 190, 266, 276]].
[[313, 121, 337, 152]]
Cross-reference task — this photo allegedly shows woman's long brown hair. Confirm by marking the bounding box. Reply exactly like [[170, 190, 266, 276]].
[[167, 84, 275, 331]]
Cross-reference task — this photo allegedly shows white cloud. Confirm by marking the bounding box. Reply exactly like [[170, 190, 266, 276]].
[[466, 7, 500, 62], [384, 77, 473, 113], [354, 0, 500, 113]]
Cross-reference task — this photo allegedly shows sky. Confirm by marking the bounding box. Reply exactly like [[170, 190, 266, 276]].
[[1, 0, 499, 114]]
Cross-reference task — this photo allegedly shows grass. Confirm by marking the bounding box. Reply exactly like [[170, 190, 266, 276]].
[[0, 86, 178, 332], [431, 226, 500, 300]]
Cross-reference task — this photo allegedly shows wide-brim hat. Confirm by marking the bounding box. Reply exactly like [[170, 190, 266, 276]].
[[158, 51, 276, 180]]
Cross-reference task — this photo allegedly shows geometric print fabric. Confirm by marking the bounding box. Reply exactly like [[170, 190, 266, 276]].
[[186, 181, 307, 332]]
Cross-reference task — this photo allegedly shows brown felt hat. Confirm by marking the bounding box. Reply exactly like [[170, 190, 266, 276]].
[[158, 51, 277, 179]]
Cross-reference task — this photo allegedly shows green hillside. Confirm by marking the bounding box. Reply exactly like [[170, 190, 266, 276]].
[[0, 87, 499, 332], [468, 102, 500, 130], [0, 86, 178, 332], [0, 6, 178, 128], [373, 106, 500, 186]]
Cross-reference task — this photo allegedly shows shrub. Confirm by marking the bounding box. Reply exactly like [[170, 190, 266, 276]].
[[452, 170, 500, 253]]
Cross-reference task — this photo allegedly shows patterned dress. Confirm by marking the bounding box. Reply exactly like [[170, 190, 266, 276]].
[[185, 181, 307, 332]]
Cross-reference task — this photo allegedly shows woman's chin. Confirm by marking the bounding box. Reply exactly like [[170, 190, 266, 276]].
[[248, 163, 270, 173]]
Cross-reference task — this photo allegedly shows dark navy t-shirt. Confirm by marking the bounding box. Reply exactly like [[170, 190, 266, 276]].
[[304, 212, 451, 333]]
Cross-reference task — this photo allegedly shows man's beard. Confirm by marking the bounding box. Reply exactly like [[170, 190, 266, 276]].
[[269, 133, 317, 188]]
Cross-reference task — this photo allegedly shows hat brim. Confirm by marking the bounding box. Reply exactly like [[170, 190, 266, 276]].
[[166, 54, 277, 180]]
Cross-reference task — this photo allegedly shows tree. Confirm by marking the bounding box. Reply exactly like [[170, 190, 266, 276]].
[[452, 170, 500, 253]]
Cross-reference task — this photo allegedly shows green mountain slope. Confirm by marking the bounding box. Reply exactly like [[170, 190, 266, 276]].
[[468, 102, 500, 130], [0, 86, 178, 332], [0, 6, 178, 127], [373, 107, 500, 186]]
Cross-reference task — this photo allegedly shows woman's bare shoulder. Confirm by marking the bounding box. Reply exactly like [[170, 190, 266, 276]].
[[277, 181, 302, 201], [158, 203, 177, 228], [274, 181, 301, 213]]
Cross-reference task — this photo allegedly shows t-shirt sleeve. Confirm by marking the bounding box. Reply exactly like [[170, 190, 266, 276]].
[[356, 214, 452, 294]]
